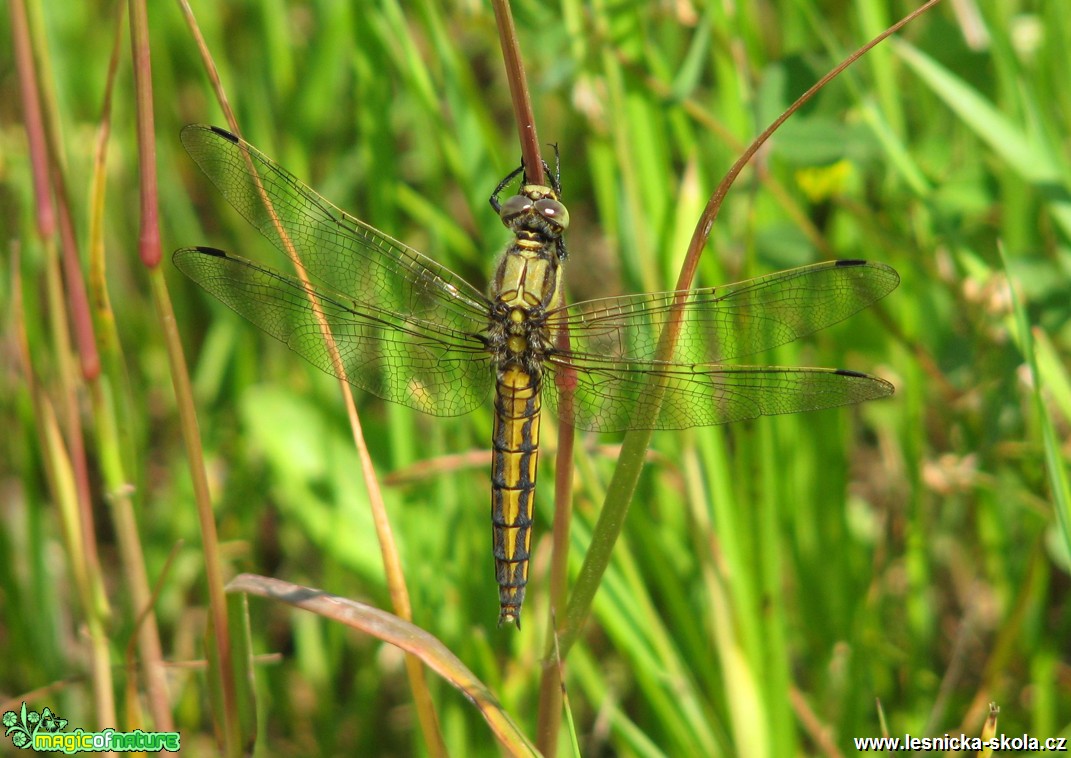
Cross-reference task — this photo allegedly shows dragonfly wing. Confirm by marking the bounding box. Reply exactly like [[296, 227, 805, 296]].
[[175, 246, 493, 416], [180, 124, 490, 334], [543, 358, 893, 432], [550, 260, 898, 365]]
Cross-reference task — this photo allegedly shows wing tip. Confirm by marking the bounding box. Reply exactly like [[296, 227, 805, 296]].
[[833, 368, 896, 398], [172, 246, 229, 268], [194, 245, 228, 258], [833, 368, 867, 378], [208, 125, 239, 143], [834, 258, 901, 291], [180, 123, 239, 144]]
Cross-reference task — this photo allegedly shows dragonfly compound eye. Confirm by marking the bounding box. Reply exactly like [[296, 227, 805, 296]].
[[499, 194, 533, 223], [534, 198, 569, 230]]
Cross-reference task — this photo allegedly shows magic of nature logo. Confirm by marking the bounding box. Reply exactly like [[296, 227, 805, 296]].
[[3, 702, 180, 753]]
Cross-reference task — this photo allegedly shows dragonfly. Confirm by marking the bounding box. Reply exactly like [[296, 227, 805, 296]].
[[174, 124, 899, 627]]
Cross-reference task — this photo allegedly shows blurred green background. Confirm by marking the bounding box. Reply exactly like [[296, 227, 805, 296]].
[[2, 0, 1069, 754]]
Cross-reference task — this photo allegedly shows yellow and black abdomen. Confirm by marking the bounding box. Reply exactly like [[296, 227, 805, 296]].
[[491, 363, 541, 627]]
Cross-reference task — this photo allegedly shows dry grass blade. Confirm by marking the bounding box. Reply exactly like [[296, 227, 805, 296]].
[[227, 574, 539, 756]]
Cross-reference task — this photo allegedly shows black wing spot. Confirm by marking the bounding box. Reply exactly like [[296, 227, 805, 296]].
[[208, 125, 239, 143], [835, 259, 867, 267]]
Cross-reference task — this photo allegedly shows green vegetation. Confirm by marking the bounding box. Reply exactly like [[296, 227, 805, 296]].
[[3, 0, 1068, 755]]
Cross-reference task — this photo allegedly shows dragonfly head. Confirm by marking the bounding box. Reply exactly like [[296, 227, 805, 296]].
[[498, 185, 570, 237]]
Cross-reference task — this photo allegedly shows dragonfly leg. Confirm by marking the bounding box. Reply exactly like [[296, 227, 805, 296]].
[[489, 164, 526, 212]]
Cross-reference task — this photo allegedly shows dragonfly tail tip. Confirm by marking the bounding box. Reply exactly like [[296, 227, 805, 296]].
[[498, 608, 522, 630]]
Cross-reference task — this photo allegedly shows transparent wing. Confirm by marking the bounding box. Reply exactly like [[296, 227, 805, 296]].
[[174, 247, 493, 416], [549, 260, 898, 364], [179, 124, 491, 332], [545, 360, 892, 432], [543, 260, 898, 431]]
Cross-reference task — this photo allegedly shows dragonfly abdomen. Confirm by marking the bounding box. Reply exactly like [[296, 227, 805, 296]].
[[491, 364, 542, 627]]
